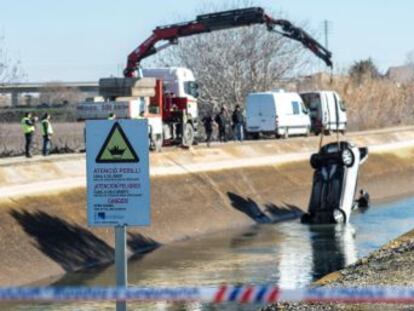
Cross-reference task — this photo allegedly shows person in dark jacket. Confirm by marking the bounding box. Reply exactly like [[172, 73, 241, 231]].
[[232, 105, 244, 141], [41, 113, 53, 156], [215, 107, 227, 142], [20, 112, 37, 158], [356, 189, 370, 209], [202, 114, 215, 147]]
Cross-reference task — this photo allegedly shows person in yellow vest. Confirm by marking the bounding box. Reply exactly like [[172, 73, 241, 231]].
[[21, 112, 36, 158], [41, 113, 53, 156], [108, 112, 116, 120]]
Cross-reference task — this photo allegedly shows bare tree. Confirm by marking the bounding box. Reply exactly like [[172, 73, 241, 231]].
[[0, 36, 25, 84], [0, 36, 25, 107], [39, 82, 83, 106], [148, 1, 315, 115]]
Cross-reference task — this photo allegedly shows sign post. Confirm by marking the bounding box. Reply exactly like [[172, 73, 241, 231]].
[[115, 225, 127, 311], [86, 120, 150, 311]]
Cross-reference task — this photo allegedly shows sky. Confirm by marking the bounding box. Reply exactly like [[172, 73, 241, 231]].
[[1, 0, 413, 82]]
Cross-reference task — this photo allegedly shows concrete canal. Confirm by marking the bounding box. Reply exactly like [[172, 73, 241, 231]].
[[7, 196, 414, 311]]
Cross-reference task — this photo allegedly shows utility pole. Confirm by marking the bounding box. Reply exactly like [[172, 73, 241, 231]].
[[324, 20, 329, 50]]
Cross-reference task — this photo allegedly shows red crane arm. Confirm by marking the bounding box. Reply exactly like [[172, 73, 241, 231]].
[[123, 7, 332, 77]]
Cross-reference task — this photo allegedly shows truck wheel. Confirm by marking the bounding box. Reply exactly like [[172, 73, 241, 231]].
[[333, 208, 346, 224], [182, 123, 194, 147]]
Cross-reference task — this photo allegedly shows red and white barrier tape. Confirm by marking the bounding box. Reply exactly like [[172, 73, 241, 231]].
[[1, 286, 414, 304]]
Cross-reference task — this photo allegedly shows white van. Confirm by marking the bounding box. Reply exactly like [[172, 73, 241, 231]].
[[246, 91, 311, 139], [300, 91, 347, 135]]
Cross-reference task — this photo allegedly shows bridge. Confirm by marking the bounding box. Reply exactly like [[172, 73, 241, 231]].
[[0, 81, 99, 106]]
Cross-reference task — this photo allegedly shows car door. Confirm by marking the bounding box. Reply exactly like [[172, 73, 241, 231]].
[[260, 94, 276, 132], [246, 94, 263, 132]]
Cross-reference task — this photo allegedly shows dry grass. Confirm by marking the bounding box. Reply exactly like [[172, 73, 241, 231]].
[[0, 122, 84, 157]]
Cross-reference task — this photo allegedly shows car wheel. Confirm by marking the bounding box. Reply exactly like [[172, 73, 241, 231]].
[[333, 208, 346, 224], [341, 148, 355, 167], [310, 154, 320, 169]]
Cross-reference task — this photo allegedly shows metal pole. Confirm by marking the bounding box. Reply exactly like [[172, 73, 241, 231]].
[[115, 225, 127, 311], [324, 20, 329, 50]]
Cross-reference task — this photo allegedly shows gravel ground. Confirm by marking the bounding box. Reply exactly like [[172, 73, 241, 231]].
[[261, 231, 414, 311]]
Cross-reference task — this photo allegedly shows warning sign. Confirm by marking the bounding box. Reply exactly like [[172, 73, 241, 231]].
[[96, 123, 139, 163], [86, 120, 150, 227]]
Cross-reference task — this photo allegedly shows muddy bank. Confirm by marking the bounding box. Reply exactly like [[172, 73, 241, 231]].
[[262, 229, 414, 311], [0, 144, 413, 287]]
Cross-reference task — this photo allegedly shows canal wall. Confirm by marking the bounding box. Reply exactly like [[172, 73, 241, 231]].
[[1, 127, 414, 286]]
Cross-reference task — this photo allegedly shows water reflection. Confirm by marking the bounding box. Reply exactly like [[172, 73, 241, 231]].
[[277, 223, 357, 289], [308, 224, 357, 280], [8, 197, 414, 311], [50, 223, 358, 305]]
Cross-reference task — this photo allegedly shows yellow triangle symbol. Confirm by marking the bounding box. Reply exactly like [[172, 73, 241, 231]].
[[96, 122, 139, 163]]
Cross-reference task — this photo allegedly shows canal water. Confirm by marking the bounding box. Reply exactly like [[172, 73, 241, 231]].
[[7, 196, 414, 310]]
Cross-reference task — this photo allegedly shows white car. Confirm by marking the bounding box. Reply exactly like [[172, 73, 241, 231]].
[[301, 141, 368, 224]]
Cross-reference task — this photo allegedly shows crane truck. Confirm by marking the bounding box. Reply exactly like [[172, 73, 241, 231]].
[[77, 7, 332, 149]]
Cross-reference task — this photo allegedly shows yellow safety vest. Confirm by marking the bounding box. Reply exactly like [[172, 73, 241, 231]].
[[21, 117, 35, 134], [41, 119, 54, 136]]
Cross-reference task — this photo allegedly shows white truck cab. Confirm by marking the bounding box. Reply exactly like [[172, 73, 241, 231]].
[[246, 90, 311, 139], [76, 67, 199, 150], [300, 91, 347, 135], [142, 67, 199, 121]]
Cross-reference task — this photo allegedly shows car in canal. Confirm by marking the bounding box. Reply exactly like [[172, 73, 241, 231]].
[[301, 141, 368, 224]]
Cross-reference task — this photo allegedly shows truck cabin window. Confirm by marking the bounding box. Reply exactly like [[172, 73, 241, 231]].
[[184, 81, 199, 98]]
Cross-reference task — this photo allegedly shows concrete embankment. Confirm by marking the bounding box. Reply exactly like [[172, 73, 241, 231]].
[[1, 126, 414, 286]]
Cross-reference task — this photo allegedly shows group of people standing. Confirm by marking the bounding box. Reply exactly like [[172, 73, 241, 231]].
[[21, 112, 53, 158], [202, 105, 245, 146]]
